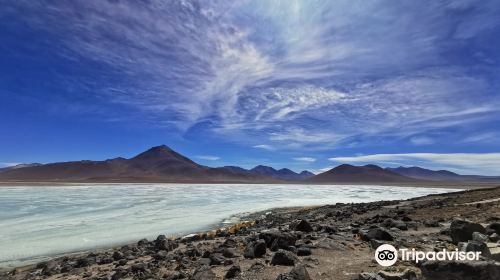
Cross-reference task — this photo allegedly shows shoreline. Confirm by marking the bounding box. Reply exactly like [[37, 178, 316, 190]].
[[0, 206, 318, 272], [0, 205, 326, 272], [0, 184, 457, 272], [2, 186, 500, 279]]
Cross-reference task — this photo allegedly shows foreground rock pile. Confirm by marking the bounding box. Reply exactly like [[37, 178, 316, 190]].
[[2, 187, 500, 280]]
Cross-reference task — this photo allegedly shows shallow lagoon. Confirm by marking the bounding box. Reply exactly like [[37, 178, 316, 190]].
[[0, 184, 457, 268]]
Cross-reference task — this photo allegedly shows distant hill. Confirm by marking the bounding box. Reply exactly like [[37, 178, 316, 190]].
[[220, 165, 314, 181], [0, 145, 274, 183], [2, 146, 498, 184], [220, 166, 251, 175], [386, 166, 462, 181], [308, 164, 417, 183], [299, 170, 315, 179], [387, 166, 500, 183], [250, 165, 314, 181]]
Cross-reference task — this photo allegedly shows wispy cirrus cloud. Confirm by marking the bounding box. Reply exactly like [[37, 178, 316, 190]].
[[0, 162, 20, 168], [293, 157, 316, 163], [329, 153, 500, 175], [462, 132, 500, 144], [253, 144, 275, 151], [195, 155, 220, 161], [410, 136, 435, 146], [2, 0, 500, 153]]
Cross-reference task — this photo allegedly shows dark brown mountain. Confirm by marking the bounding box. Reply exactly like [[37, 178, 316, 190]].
[[387, 166, 500, 183], [308, 164, 417, 183], [249, 165, 314, 180], [4, 147, 496, 184], [386, 166, 461, 181], [220, 165, 314, 181], [0, 145, 274, 183]]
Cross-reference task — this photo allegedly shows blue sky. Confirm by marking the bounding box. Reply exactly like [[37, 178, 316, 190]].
[[1, 0, 500, 175]]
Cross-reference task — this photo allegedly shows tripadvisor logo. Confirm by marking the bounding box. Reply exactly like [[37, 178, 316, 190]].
[[375, 244, 398, 266], [374, 244, 482, 266]]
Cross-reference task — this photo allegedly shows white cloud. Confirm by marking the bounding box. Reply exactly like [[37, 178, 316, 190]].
[[329, 153, 500, 175], [6, 1, 500, 152], [195, 155, 220, 161], [0, 162, 20, 168], [270, 128, 345, 144], [462, 132, 500, 144], [236, 71, 498, 150], [253, 144, 275, 151], [293, 157, 316, 162], [248, 86, 346, 122], [410, 136, 434, 145]]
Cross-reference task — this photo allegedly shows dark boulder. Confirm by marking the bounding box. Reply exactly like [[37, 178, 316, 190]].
[[276, 265, 311, 280], [243, 244, 255, 259], [75, 257, 92, 268], [259, 229, 297, 251], [153, 251, 168, 261], [421, 260, 500, 280], [490, 233, 499, 242], [97, 256, 114, 265], [370, 239, 385, 249], [254, 239, 267, 258], [322, 225, 337, 234], [202, 250, 211, 258], [130, 262, 147, 273], [472, 232, 489, 243], [297, 247, 312, 256], [424, 220, 440, 227], [185, 247, 201, 257], [381, 219, 407, 231], [181, 233, 200, 243], [225, 265, 241, 279], [192, 266, 216, 280], [223, 248, 236, 258], [360, 228, 394, 241], [460, 241, 491, 258], [450, 220, 486, 243], [199, 258, 211, 266], [111, 269, 127, 280], [223, 238, 237, 248], [287, 246, 298, 255], [155, 235, 178, 251], [486, 223, 500, 235], [37, 261, 59, 276], [271, 249, 299, 266], [244, 239, 267, 258], [112, 251, 124, 261], [60, 264, 72, 273], [292, 220, 313, 232], [164, 271, 186, 280], [209, 253, 225, 266], [401, 216, 412, 222], [137, 238, 149, 247]]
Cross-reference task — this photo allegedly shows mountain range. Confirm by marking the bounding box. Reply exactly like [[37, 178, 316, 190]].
[[0, 146, 273, 183], [222, 165, 314, 181], [386, 166, 500, 183], [309, 164, 417, 183], [1, 145, 499, 184]]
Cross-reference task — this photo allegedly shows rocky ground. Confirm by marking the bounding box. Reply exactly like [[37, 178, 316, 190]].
[[2, 187, 500, 280]]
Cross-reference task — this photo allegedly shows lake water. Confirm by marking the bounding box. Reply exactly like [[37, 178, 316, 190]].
[[0, 184, 457, 268]]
